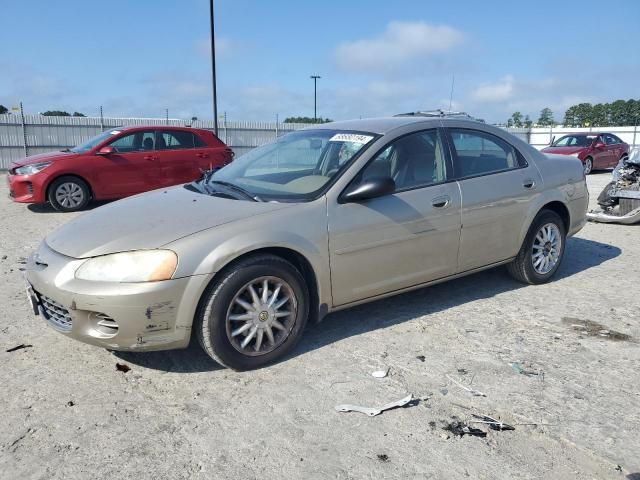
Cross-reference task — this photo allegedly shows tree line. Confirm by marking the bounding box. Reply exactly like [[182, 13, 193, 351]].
[[0, 105, 86, 116], [507, 99, 640, 128]]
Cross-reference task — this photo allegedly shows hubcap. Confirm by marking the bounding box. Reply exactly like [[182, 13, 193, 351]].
[[532, 223, 562, 275], [55, 182, 84, 208], [584, 159, 592, 174], [225, 276, 297, 356]]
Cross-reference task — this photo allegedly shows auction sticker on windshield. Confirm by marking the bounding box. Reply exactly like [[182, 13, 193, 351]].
[[329, 133, 374, 144]]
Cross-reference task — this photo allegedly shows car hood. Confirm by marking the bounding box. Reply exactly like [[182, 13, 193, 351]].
[[12, 150, 77, 167], [46, 186, 294, 258], [541, 146, 584, 155]]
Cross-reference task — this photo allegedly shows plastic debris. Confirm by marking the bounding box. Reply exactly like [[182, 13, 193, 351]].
[[335, 394, 414, 417], [443, 419, 487, 438], [470, 414, 515, 431], [510, 362, 539, 377], [371, 368, 389, 378], [445, 375, 486, 397]]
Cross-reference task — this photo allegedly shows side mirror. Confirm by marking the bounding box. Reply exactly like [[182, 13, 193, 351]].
[[342, 176, 396, 203], [96, 146, 114, 155], [594, 142, 606, 148]]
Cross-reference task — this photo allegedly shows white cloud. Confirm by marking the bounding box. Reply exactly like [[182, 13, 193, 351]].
[[335, 21, 464, 71], [471, 75, 515, 102]]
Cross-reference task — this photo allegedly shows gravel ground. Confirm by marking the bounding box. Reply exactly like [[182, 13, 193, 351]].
[[1, 172, 639, 480]]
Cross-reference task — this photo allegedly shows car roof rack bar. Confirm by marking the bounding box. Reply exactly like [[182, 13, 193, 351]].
[[393, 109, 475, 119]]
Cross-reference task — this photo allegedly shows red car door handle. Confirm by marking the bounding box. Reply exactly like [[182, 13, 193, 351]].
[[143, 155, 156, 161], [196, 153, 209, 158]]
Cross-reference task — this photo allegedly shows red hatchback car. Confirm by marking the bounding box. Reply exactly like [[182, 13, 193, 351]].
[[541, 132, 629, 175], [8, 126, 233, 211]]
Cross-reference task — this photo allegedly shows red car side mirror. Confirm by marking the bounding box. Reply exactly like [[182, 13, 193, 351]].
[[97, 146, 114, 155], [594, 142, 606, 148]]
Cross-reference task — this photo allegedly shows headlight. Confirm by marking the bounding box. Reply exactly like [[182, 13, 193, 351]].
[[15, 161, 52, 175], [75, 250, 178, 282]]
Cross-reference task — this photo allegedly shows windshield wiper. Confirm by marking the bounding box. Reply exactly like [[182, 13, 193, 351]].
[[208, 180, 263, 202]]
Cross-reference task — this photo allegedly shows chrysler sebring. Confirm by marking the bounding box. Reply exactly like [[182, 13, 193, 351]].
[[24, 114, 588, 370]]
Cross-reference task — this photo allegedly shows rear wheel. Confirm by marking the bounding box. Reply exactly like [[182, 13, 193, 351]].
[[583, 157, 593, 175], [48, 176, 90, 212], [507, 210, 566, 285], [195, 254, 309, 370]]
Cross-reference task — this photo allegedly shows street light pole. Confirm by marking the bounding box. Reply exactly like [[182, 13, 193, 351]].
[[310, 75, 320, 122], [209, 0, 219, 136]]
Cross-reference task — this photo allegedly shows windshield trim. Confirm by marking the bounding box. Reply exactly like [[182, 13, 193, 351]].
[[205, 129, 381, 203]]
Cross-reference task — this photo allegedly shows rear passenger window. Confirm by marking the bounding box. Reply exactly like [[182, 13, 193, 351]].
[[158, 130, 196, 150], [450, 129, 525, 178]]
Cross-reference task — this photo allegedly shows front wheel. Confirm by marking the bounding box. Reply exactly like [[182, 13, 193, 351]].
[[583, 157, 593, 175], [507, 210, 566, 285], [48, 176, 90, 212], [195, 254, 309, 370]]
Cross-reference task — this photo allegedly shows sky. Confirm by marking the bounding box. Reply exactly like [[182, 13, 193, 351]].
[[1, 0, 638, 124]]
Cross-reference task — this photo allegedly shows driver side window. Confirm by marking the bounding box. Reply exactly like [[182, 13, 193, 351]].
[[108, 131, 156, 153], [352, 129, 447, 191]]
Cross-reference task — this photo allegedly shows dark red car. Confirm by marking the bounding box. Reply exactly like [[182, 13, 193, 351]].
[[7, 126, 233, 211], [541, 132, 629, 175]]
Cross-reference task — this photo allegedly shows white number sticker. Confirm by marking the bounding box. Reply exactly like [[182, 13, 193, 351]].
[[329, 133, 373, 145]]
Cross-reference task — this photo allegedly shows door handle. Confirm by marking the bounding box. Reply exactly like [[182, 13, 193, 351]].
[[143, 155, 156, 161], [196, 153, 209, 158], [432, 195, 450, 208], [523, 179, 535, 189]]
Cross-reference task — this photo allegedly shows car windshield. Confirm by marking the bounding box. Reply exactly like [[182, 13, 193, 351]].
[[552, 135, 595, 147], [201, 129, 376, 202], [70, 129, 123, 153]]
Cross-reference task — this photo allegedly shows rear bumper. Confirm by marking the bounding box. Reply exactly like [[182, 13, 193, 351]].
[[24, 241, 213, 352], [7, 172, 47, 203]]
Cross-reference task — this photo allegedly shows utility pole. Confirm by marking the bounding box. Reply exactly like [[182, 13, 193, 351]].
[[209, 0, 219, 136], [165, 108, 169, 125], [448, 74, 455, 111], [99, 105, 104, 130], [310, 75, 321, 122]]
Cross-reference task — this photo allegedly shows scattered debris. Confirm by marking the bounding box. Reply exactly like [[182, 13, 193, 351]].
[[457, 368, 468, 375], [416, 355, 426, 362], [115, 363, 131, 373], [377, 454, 389, 462], [66, 401, 75, 407], [445, 374, 486, 397], [443, 418, 487, 438], [335, 394, 414, 417], [510, 362, 540, 377], [6, 344, 33, 353], [470, 414, 515, 431], [562, 317, 632, 342], [1, 255, 7, 260], [371, 368, 389, 378]]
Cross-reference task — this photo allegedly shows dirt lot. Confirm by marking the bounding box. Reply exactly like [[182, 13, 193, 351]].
[[1, 172, 638, 479]]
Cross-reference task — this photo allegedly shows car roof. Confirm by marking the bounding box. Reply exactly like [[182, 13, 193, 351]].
[[108, 125, 202, 133], [309, 117, 441, 134]]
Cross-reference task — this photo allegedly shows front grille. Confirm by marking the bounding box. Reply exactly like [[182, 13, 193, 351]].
[[39, 293, 72, 332], [26, 182, 33, 194]]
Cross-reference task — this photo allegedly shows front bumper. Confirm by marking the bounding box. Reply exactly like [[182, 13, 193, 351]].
[[24, 241, 212, 351], [7, 171, 46, 203]]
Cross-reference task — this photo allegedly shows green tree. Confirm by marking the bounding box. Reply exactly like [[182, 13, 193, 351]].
[[524, 115, 532, 128], [508, 111, 523, 128], [0, 105, 8, 115], [42, 110, 71, 116], [72, 112, 85, 117], [537, 107, 554, 126], [590, 103, 609, 126], [283, 116, 332, 124], [563, 105, 577, 126], [573, 103, 593, 127], [627, 99, 640, 125]]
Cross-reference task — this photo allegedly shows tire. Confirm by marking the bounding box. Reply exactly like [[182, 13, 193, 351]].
[[583, 157, 593, 175], [48, 176, 90, 212], [507, 210, 566, 285], [195, 254, 309, 370]]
